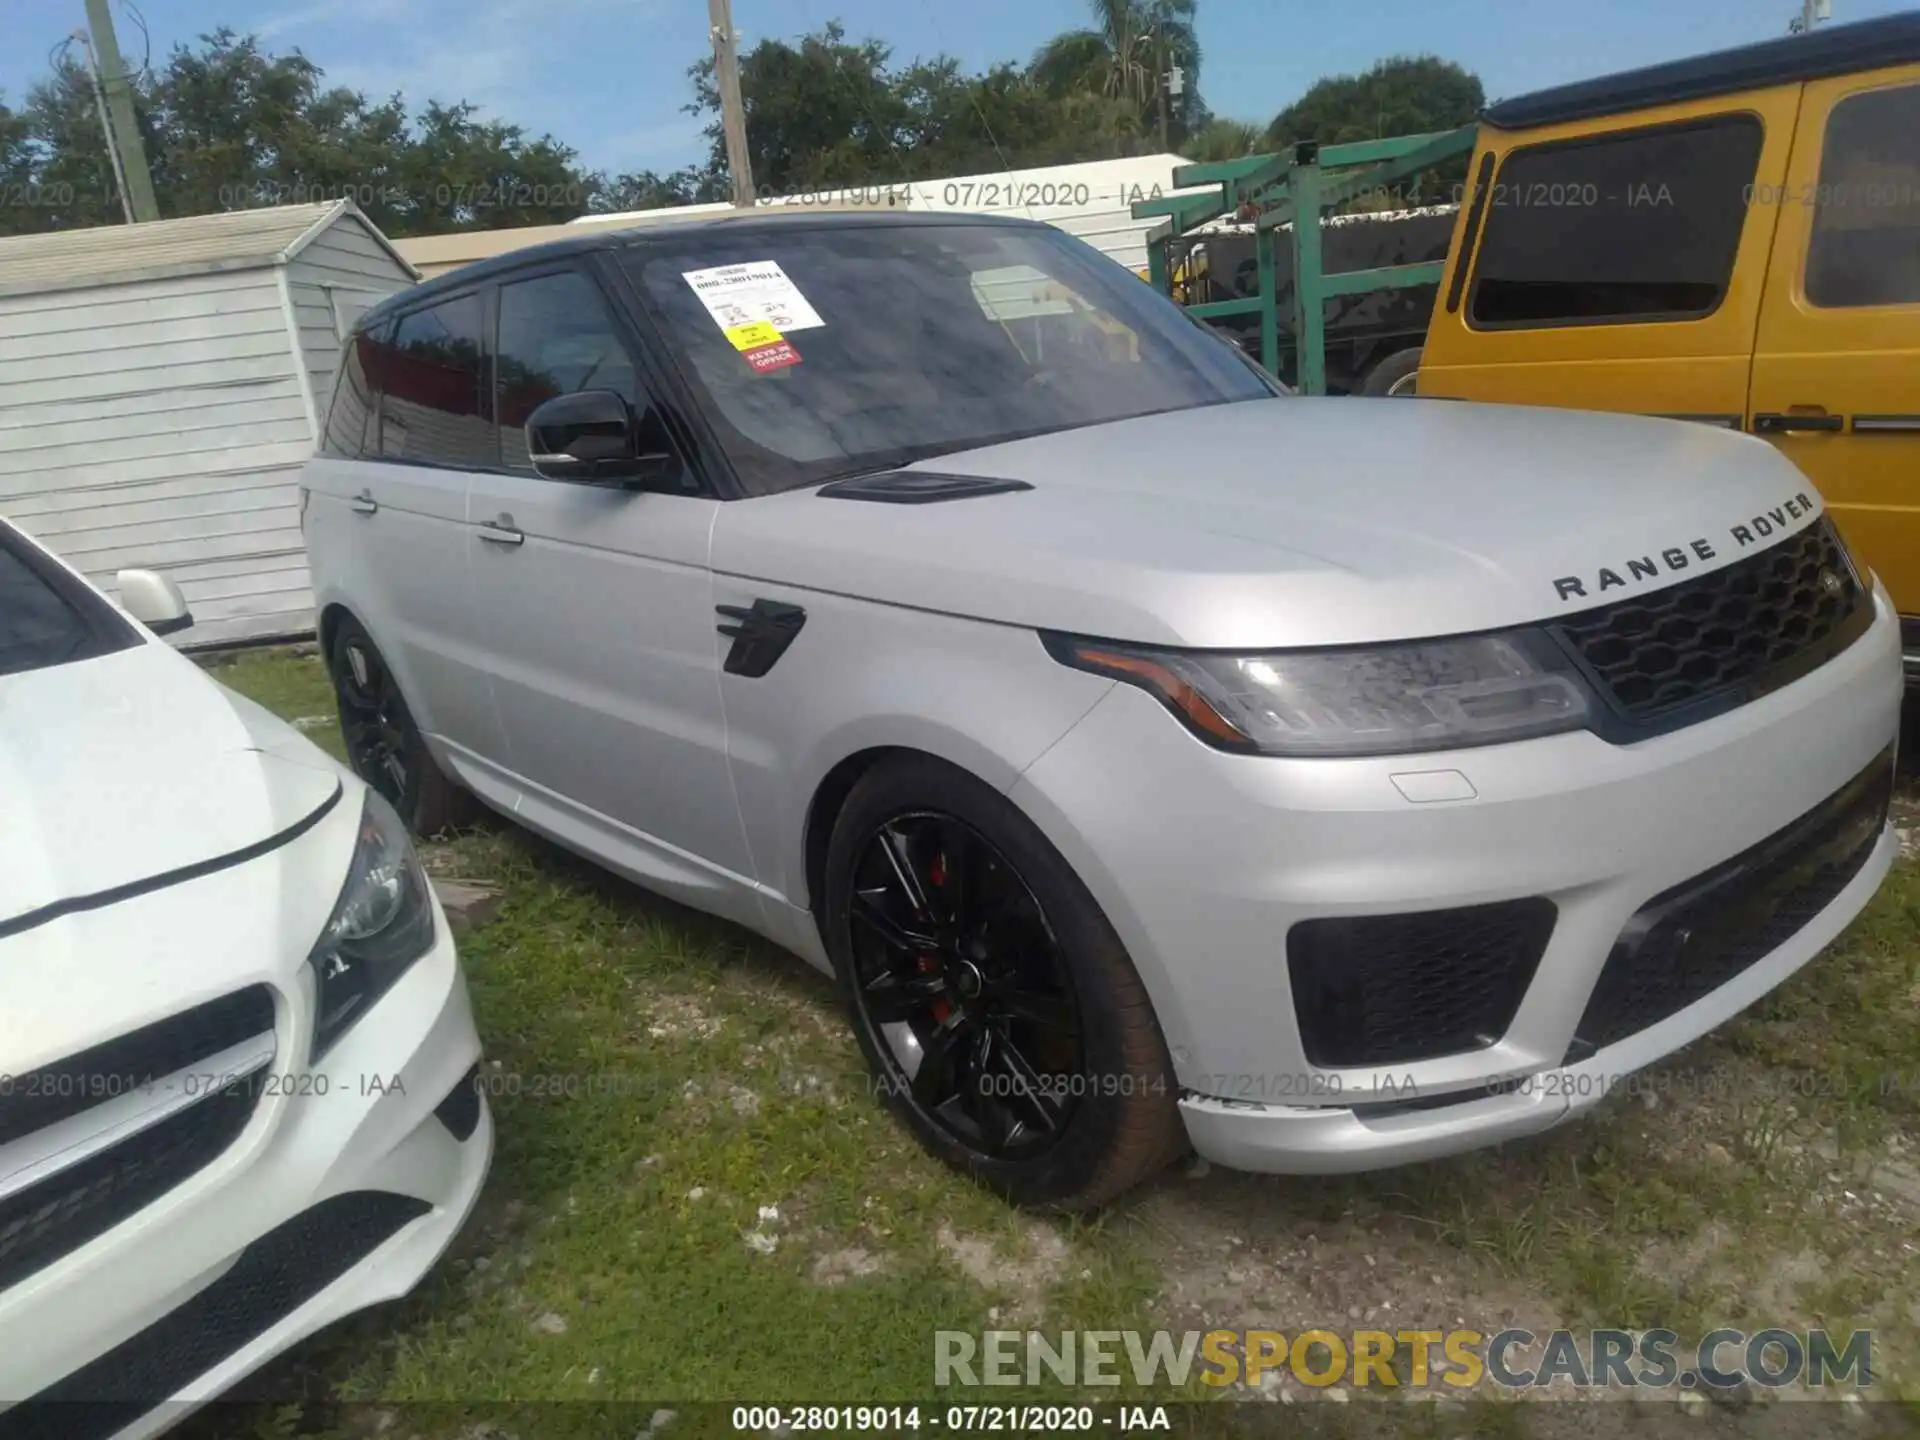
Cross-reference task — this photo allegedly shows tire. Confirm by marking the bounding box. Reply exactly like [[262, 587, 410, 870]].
[[1360, 345, 1423, 397], [326, 615, 478, 838], [823, 755, 1183, 1210]]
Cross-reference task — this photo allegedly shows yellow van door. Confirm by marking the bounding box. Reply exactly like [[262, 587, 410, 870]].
[[1419, 90, 1798, 426], [1750, 65, 1920, 661]]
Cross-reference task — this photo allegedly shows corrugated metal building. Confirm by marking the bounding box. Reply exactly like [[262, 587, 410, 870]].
[[0, 201, 417, 646]]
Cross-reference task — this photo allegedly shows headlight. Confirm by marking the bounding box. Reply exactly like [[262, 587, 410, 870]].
[[309, 789, 437, 1060], [1043, 629, 1595, 757]]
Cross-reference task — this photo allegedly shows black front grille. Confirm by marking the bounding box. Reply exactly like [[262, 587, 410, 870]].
[[0, 1191, 430, 1440], [1287, 898, 1557, 1067], [0, 1079, 259, 1293], [0, 986, 274, 1146], [1567, 746, 1894, 1058], [1550, 519, 1869, 725], [0, 986, 274, 1293]]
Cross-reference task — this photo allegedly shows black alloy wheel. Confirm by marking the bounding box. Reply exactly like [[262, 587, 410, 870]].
[[825, 755, 1183, 1210], [333, 631, 411, 810], [326, 616, 476, 837], [846, 811, 1083, 1159]]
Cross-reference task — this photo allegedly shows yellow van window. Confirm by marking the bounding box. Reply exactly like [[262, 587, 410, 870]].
[[1806, 82, 1920, 309], [1468, 116, 1763, 328]]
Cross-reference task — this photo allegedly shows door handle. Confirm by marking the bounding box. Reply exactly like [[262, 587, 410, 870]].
[[1753, 411, 1845, 434], [349, 489, 378, 515], [477, 514, 524, 547]]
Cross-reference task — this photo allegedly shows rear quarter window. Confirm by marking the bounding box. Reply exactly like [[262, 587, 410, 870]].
[[1468, 114, 1765, 328], [1806, 81, 1920, 309], [320, 321, 386, 459]]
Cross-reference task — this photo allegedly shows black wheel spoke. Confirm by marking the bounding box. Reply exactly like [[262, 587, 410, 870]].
[[851, 888, 938, 953], [877, 824, 934, 921], [864, 970, 948, 1024], [910, 1018, 966, 1108], [958, 1029, 1021, 1152], [936, 817, 973, 929], [982, 1027, 1066, 1135]]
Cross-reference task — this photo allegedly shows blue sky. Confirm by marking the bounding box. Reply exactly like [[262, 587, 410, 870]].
[[2, 0, 1906, 175]]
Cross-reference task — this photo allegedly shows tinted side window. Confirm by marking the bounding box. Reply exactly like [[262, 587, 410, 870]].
[[377, 294, 493, 468], [495, 270, 642, 474], [1806, 83, 1920, 309], [1469, 116, 1764, 328], [321, 322, 385, 459]]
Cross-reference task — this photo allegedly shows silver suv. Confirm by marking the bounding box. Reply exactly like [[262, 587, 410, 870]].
[[300, 212, 1902, 1209]]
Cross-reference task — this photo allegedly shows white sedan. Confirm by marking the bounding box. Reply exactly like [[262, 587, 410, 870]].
[[0, 520, 489, 1436]]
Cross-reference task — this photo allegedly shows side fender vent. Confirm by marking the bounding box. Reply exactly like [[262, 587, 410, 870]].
[[716, 599, 807, 678], [816, 471, 1034, 504]]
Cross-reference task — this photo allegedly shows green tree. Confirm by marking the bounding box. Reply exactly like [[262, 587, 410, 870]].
[[0, 29, 596, 237], [1030, 0, 1204, 143], [590, 165, 727, 213], [1265, 55, 1483, 149], [1183, 116, 1261, 163], [691, 22, 914, 194], [685, 23, 1147, 198]]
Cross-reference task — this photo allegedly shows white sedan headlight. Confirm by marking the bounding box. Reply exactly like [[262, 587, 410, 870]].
[[309, 790, 437, 1059]]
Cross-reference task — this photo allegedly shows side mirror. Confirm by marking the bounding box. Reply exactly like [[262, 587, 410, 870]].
[[526, 390, 678, 489], [117, 568, 193, 636]]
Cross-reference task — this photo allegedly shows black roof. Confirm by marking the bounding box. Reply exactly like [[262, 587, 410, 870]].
[[362, 208, 1045, 330], [1484, 9, 1920, 130]]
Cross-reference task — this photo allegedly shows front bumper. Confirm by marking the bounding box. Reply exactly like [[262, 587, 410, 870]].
[[1009, 583, 1904, 1175], [0, 830, 488, 1434]]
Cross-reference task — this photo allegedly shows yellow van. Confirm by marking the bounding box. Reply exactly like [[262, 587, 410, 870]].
[[1417, 13, 1920, 680]]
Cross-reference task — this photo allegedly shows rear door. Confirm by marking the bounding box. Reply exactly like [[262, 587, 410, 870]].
[[1418, 91, 1797, 427], [1749, 66, 1920, 635], [302, 295, 503, 761]]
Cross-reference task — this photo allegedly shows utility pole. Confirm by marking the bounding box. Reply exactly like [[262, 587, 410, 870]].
[[1155, 5, 1170, 152], [707, 0, 756, 208], [84, 0, 159, 222], [76, 31, 134, 224]]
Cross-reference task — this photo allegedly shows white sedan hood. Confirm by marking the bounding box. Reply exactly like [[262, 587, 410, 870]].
[[713, 398, 1828, 649], [0, 642, 342, 935]]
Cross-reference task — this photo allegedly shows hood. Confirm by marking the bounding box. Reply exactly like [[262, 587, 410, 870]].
[[0, 641, 342, 936], [712, 398, 1828, 649]]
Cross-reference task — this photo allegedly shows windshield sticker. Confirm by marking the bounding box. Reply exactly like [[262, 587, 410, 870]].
[[743, 338, 802, 374], [683, 261, 825, 336], [724, 319, 785, 352]]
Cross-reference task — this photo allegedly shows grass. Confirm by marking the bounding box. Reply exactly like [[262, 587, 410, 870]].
[[191, 649, 1920, 1434]]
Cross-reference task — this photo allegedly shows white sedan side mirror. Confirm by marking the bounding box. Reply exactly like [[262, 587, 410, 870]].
[[116, 568, 194, 636]]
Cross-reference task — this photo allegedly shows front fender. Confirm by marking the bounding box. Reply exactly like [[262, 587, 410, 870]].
[[715, 586, 1115, 914]]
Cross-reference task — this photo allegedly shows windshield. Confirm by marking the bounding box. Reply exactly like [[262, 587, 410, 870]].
[[0, 522, 140, 678], [625, 220, 1277, 494]]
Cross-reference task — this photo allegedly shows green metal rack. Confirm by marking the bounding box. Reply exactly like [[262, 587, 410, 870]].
[[1132, 126, 1479, 394]]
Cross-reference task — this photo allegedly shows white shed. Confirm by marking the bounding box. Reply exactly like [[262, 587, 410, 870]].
[[0, 201, 418, 647]]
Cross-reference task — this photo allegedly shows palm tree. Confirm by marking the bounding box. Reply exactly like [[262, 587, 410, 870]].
[[1031, 0, 1201, 132]]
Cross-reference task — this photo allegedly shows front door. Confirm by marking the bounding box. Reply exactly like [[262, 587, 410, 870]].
[[463, 264, 758, 917], [1750, 66, 1920, 638], [1418, 91, 1797, 428]]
